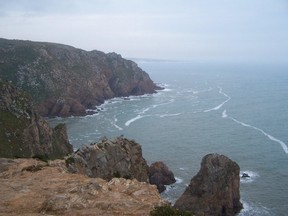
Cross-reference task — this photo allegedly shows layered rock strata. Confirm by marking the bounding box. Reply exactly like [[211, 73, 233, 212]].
[[0, 79, 73, 159], [0, 38, 162, 117], [174, 153, 243, 216], [0, 158, 167, 216]]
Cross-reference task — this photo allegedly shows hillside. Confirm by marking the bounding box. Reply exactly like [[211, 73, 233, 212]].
[[0, 38, 161, 117], [0, 79, 73, 159]]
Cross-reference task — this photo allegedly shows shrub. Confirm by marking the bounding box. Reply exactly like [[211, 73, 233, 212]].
[[150, 205, 193, 216]]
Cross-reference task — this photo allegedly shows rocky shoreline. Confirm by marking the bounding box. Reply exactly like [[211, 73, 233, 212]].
[[0, 149, 243, 216], [0, 38, 163, 118], [0, 38, 242, 215]]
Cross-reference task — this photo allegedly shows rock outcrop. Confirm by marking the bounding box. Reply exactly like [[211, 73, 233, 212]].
[[66, 137, 149, 182], [0, 158, 167, 216], [148, 161, 176, 193], [0, 38, 162, 117], [174, 153, 243, 216], [0, 79, 73, 159]]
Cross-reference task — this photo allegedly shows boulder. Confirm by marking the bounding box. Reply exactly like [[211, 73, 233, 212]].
[[174, 153, 243, 216], [66, 137, 149, 182], [0, 79, 73, 159], [148, 161, 176, 193]]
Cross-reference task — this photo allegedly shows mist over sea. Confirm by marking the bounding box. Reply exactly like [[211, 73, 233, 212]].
[[49, 61, 288, 215]]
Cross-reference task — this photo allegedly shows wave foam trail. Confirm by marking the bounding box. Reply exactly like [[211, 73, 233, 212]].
[[222, 110, 228, 118], [204, 87, 231, 113], [229, 116, 288, 154], [125, 115, 145, 126], [113, 123, 123, 131], [159, 113, 181, 118], [238, 201, 271, 216], [192, 87, 213, 95]]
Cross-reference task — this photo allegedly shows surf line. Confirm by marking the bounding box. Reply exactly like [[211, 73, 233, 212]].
[[125, 115, 146, 126], [204, 87, 231, 112], [222, 110, 288, 154]]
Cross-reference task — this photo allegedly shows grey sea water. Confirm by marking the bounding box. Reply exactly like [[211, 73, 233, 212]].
[[49, 61, 288, 215]]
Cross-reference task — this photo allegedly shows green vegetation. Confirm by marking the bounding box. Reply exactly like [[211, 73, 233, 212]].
[[65, 157, 75, 167], [150, 205, 193, 216], [0, 110, 30, 158]]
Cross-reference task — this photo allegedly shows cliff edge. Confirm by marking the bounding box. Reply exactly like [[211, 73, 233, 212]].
[[0, 158, 167, 216], [0, 38, 161, 117]]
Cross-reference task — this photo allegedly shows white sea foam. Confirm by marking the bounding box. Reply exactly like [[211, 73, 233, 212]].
[[112, 123, 123, 131], [159, 113, 181, 118], [175, 177, 183, 184], [238, 200, 271, 216], [192, 87, 213, 95], [162, 88, 173, 92], [125, 115, 145, 126], [222, 110, 228, 118], [230, 116, 288, 154], [203, 87, 231, 112]]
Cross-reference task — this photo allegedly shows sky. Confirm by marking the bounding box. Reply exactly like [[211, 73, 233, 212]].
[[0, 0, 288, 63]]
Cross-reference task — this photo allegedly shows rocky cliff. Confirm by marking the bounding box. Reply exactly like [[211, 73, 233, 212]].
[[66, 136, 149, 182], [148, 161, 176, 193], [0, 158, 167, 216], [0, 38, 161, 117], [174, 153, 243, 216], [0, 79, 73, 159]]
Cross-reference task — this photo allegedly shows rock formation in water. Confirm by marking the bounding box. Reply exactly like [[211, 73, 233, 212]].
[[0, 38, 162, 117], [148, 161, 176, 193], [66, 137, 149, 182], [0, 158, 167, 216], [0, 79, 73, 159], [174, 153, 243, 216]]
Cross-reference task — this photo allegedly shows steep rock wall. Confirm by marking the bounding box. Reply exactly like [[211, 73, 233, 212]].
[[0, 79, 73, 159], [0, 38, 161, 117]]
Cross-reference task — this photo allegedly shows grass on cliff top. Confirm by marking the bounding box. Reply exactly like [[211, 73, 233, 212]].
[[150, 205, 193, 216]]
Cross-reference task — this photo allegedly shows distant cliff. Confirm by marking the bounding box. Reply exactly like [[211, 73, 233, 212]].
[[0, 79, 73, 159], [0, 38, 161, 117]]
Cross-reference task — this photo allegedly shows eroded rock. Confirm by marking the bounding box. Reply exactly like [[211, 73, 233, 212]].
[[148, 161, 176, 193], [0, 158, 167, 216], [66, 137, 149, 182], [174, 153, 243, 216], [0, 79, 73, 159]]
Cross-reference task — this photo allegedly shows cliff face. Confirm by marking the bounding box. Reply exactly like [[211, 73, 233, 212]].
[[66, 137, 149, 182], [174, 153, 242, 216], [0, 38, 160, 117], [0, 158, 167, 216], [0, 79, 73, 159]]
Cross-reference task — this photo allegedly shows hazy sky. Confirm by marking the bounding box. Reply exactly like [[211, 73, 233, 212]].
[[1, 0, 288, 62]]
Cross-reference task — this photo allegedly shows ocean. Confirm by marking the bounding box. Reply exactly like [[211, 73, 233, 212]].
[[49, 60, 288, 215]]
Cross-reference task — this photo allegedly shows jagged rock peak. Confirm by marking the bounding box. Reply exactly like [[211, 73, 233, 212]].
[[174, 153, 243, 216], [0, 79, 73, 159], [0, 38, 162, 117], [66, 136, 149, 182]]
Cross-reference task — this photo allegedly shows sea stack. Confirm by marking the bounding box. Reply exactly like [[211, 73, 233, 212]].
[[174, 153, 243, 216]]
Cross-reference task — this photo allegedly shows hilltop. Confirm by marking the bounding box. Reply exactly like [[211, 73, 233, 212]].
[[0, 38, 161, 117]]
